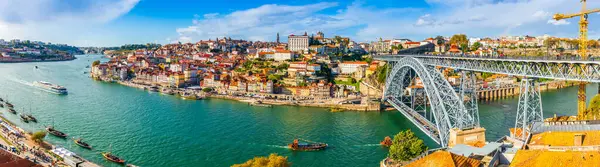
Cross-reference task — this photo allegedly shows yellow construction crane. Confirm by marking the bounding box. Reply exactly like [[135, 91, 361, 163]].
[[553, 0, 600, 119]]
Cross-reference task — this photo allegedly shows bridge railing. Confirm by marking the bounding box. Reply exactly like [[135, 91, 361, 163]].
[[376, 53, 600, 61]]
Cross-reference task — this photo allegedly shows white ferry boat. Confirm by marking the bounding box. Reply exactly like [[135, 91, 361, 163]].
[[33, 81, 68, 95]]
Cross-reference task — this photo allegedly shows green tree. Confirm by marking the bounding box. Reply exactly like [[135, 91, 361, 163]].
[[376, 64, 390, 83], [471, 42, 482, 51], [31, 131, 47, 143], [450, 34, 468, 47], [202, 88, 213, 93], [583, 94, 600, 120], [276, 63, 289, 71], [232, 153, 291, 167], [267, 74, 282, 82], [92, 60, 101, 66], [435, 36, 445, 46], [388, 129, 428, 161]]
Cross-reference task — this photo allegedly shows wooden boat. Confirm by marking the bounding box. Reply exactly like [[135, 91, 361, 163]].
[[380, 136, 392, 147], [0, 98, 3, 102], [0, 103, 3, 108], [6, 102, 13, 108], [46, 126, 67, 138], [26, 114, 37, 123], [73, 138, 92, 149], [160, 88, 174, 95], [148, 86, 159, 92], [181, 92, 197, 100], [329, 108, 344, 112], [8, 108, 16, 114], [19, 114, 29, 123], [102, 152, 125, 164], [250, 101, 272, 107], [288, 139, 328, 151]]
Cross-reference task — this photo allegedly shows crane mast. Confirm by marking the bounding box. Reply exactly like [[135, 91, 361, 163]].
[[553, 0, 600, 119]]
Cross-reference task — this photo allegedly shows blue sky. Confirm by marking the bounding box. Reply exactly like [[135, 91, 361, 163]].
[[0, 0, 597, 46]]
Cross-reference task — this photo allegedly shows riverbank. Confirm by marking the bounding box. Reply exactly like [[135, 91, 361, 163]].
[[93, 77, 382, 111], [0, 56, 76, 63], [0, 113, 100, 167]]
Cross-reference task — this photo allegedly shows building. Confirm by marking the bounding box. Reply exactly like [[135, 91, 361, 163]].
[[339, 61, 369, 74], [404, 150, 482, 167], [288, 34, 309, 52], [274, 50, 293, 61]]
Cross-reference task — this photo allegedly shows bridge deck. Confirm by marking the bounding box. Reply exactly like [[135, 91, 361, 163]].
[[387, 97, 440, 144]]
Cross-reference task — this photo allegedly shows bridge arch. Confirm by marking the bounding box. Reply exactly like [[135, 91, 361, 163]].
[[383, 57, 475, 147]]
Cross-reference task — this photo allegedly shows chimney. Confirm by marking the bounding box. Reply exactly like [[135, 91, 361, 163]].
[[574, 133, 585, 146]]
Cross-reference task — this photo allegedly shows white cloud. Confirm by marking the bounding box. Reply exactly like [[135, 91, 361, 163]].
[[174, 0, 598, 43], [532, 10, 550, 19], [547, 19, 570, 25], [174, 1, 421, 43], [0, 0, 139, 46]]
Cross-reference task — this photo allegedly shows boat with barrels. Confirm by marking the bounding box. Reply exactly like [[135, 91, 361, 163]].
[[73, 138, 92, 149], [8, 108, 16, 114], [288, 139, 328, 151], [46, 126, 67, 138], [19, 114, 29, 123], [102, 152, 125, 164], [26, 114, 37, 123]]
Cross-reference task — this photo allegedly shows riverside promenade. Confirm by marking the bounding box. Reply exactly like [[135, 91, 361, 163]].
[[103, 78, 382, 111], [0, 114, 100, 167]]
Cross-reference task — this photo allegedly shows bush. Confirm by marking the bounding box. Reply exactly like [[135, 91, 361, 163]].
[[31, 131, 47, 143], [388, 129, 428, 161], [232, 153, 290, 167], [202, 88, 213, 93]]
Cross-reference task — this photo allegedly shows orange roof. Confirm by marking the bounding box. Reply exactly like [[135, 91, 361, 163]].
[[276, 50, 291, 53], [405, 150, 481, 167], [510, 150, 600, 167], [528, 131, 600, 146], [341, 61, 368, 65], [258, 52, 274, 55]]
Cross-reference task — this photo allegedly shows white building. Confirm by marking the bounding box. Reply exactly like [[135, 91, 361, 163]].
[[288, 34, 309, 52], [274, 50, 293, 61], [339, 61, 369, 74]]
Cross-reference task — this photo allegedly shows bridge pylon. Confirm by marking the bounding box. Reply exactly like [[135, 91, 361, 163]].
[[460, 71, 480, 127], [514, 78, 544, 141]]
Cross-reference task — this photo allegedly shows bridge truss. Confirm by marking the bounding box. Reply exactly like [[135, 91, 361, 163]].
[[377, 55, 600, 82], [383, 57, 477, 147]]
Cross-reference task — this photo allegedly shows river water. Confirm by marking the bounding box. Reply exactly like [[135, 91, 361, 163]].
[[0, 54, 595, 166]]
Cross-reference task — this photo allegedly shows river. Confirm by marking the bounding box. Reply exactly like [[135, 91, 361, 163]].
[[0, 54, 594, 166]]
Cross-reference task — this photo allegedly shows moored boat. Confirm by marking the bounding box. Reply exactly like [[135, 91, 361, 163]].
[[73, 138, 92, 149], [102, 152, 125, 164], [6, 102, 13, 108], [288, 139, 328, 151], [26, 114, 37, 123], [46, 126, 67, 138], [181, 92, 197, 100], [19, 114, 29, 123], [0, 98, 3, 102], [160, 88, 174, 95], [329, 108, 344, 112], [0, 103, 3, 108], [33, 81, 68, 95], [8, 108, 16, 114], [148, 86, 159, 92], [250, 101, 272, 107]]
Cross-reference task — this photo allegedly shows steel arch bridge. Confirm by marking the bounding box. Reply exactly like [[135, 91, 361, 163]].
[[383, 57, 477, 147], [377, 54, 600, 147]]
